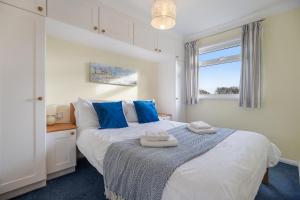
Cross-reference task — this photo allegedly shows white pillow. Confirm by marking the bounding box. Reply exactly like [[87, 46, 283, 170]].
[[124, 101, 138, 122], [75, 98, 99, 130]]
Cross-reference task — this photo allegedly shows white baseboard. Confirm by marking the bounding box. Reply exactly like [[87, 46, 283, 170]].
[[280, 158, 299, 166], [0, 180, 46, 200], [47, 167, 75, 181]]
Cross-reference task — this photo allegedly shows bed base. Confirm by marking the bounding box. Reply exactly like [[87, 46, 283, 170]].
[[262, 168, 269, 185]]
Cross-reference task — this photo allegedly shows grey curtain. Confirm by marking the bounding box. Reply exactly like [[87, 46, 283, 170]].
[[239, 21, 262, 108], [185, 41, 199, 104]]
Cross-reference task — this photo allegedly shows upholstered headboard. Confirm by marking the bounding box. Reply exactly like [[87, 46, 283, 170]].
[[70, 103, 76, 125]]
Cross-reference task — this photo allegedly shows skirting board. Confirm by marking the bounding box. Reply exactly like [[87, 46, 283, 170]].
[[0, 180, 46, 200], [47, 167, 75, 181]]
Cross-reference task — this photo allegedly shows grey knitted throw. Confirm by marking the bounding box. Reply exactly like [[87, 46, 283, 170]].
[[103, 125, 235, 200]]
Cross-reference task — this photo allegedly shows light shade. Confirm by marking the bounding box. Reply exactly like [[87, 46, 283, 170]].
[[151, 0, 176, 30]]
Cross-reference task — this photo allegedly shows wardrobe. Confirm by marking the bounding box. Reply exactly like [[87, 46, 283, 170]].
[[0, 0, 184, 198], [0, 1, 46, 199]]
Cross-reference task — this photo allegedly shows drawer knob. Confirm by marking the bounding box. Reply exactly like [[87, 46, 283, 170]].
[[101, 29, 106, 33], [158, 49, 162, 53], [37, 96, 43, 101], [154, 48, 158, 52], [93, 26, 98, 31], [37, 6, 43, 12], [70, 132, 75, 135]]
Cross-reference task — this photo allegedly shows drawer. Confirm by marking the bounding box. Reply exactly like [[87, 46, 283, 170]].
[[46, 129, 76, 174]]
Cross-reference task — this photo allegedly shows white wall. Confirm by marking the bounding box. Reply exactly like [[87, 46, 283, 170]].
[[46, 36, 159, 121], [187, 8, 300, 161]]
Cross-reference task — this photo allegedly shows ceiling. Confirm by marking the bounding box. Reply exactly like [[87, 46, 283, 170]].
[[99, 0, 300, 39]]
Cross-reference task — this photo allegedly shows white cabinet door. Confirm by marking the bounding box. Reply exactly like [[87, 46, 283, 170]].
[[48, 0, 98, 33], [0, 3, 45, 194], [99, 5, 134, 44], [175, 61, 186, 122], [157, 32, 175, 55], [0, 0, 46, 16], [133, 21, 158, 52], [175, 40, 185, 61], [46, 130, 76, 174]]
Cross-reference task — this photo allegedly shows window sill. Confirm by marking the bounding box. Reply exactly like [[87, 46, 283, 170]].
[[199, 94, 239, 100]]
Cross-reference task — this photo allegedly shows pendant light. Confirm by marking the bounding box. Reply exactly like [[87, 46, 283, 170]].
[[151, 0, 176, 30]]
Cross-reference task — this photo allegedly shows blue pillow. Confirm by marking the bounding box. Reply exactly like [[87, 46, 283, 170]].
[[133, 100, 159, 123], [92, 101, 128, 129]]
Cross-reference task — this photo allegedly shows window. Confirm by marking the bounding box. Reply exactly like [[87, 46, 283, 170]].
[[198, 39, 241, 98]]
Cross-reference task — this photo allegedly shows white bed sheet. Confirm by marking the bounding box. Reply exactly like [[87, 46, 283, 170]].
[[76, 120, 281, 200]]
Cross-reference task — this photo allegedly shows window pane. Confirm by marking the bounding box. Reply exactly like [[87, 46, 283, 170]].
[[199, 45, 241, 62], [199, 61, 241, 95]]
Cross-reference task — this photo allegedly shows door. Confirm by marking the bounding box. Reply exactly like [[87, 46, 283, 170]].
[[0, 3, 46, 194], [175, 60, 186, 122], [0, 0, 46, 16], [99, 5, 134, 44], [46, 130, 76, 174], [175, 40, 185, 61], [133, 21, 158, 52], [48, 0, 98, 33]]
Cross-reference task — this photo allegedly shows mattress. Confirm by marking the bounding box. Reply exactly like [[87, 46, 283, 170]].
[[76, 120, 281, 200]]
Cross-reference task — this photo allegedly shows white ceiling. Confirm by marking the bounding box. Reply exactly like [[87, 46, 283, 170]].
[[99, 0, 300, 39]]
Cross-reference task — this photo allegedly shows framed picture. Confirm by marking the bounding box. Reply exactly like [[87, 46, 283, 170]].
[[89, 63, 137, 86]]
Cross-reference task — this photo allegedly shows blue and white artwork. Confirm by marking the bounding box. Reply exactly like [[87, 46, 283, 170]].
[[89, 63, 137, 86]]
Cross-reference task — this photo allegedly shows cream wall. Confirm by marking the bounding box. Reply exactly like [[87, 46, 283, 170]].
[[187, 8, 300, 161], [46, 37, 158, 121]]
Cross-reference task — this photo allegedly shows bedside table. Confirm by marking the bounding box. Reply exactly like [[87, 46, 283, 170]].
[[158, 113, 172, 120], [46, 123, 77, 180]]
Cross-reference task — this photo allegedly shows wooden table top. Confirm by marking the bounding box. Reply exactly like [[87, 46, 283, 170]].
[[47, 123, 77, 133]]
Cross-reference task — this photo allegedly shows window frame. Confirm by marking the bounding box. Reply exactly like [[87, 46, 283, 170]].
[[198, 38, 241, 100]]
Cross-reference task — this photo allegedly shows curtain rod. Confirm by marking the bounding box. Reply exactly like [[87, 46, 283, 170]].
[[187, 19, 265, 43]]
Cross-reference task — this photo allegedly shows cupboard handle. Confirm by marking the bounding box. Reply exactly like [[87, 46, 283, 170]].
[[93, 26, 98, 31], [37, 6, 43, 12], [70, 132, 75, 136], [37, 96, 43, 101], [101, 29, 106, 33]]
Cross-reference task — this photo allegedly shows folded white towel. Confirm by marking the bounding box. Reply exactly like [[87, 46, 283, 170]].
[[141, 131, 170, 141], [187, 125, 217, 134], [140, 135, 178, 147], [190, 121, 211, 129]]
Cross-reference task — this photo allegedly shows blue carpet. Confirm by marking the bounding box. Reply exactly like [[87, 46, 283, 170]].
[[13, 159, 300, 200]]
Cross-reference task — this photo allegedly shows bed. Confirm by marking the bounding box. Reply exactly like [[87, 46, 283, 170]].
[[70, 104, 281, 200]]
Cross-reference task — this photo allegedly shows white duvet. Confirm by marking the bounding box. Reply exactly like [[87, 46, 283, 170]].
[[76, 120, 281, 200]]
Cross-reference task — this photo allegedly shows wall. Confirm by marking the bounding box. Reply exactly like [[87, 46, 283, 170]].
[[46, 36, 158, 121], [187, 8, 300, 161]]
